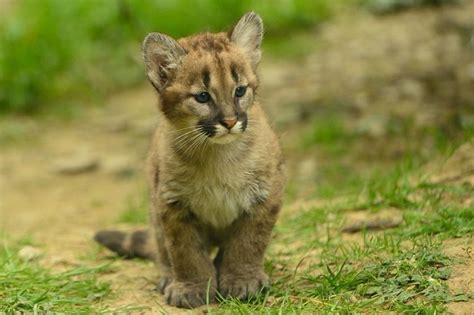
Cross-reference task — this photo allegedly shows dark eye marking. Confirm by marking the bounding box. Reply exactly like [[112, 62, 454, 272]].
[[195, 92, 211, 103], [230, 64, 239, 83], [235, 86, 247, 98], [202, 69, 210, 88]]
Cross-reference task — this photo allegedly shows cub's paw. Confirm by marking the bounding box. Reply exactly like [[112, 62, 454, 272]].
[[164, 281, 215, 308], [218, 272, 270, 299]]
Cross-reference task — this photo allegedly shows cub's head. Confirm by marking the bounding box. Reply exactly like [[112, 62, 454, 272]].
[[143, 12, 263, 145]]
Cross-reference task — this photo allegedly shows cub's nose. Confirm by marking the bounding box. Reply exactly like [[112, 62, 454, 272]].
[[220, 118, 237, 129]]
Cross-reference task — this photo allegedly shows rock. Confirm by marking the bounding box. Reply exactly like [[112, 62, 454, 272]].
[[342, 207, 404, 233], [355, 114, 389, 137], [399, 78, 424, 101], [102, 156, 136, 177], [51, 153, 99, 175], [18, 246, 42, 261]]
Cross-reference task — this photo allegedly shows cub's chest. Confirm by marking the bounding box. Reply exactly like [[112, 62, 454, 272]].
[[162, 168, 269, 228]]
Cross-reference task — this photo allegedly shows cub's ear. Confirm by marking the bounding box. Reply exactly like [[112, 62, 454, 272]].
[[230, 12, 264, 67], [143, 32, 186, 92]]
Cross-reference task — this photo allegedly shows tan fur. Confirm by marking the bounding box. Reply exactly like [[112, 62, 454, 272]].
[[95, 12, 285, 309]]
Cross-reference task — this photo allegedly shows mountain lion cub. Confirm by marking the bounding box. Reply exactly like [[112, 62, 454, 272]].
[[95, 12, 285, 308]]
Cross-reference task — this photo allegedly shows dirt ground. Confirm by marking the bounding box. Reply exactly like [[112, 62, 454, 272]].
[[1, 2, 473, 313]]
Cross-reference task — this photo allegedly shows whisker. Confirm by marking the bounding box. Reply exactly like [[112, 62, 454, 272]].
[[172, 128, 200, 149], [199, 135, 210, 157], [187, 133, 208, 157], [174, 131, 202, 153], [194, 134, 209, 157], [171, 128, 200, 144], [169, 125, 199, 134], [187, 137, 202, 157], [181, 132, 205, 156]]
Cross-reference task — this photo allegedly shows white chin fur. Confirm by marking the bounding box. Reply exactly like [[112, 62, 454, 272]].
[[210, 133, 238, 144]]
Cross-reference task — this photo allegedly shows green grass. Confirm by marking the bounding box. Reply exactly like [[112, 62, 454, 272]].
[[0, 245, 111, 313], [294, 107, 474, 200], [0, 243, 153, 313], [212, 175, 473, 313], [302, 115, 353, 149], [213, 237, 469, 313], [117, 193, 148, 225]]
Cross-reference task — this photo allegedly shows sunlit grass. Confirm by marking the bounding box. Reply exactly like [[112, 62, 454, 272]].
[[213, 171, 473, 313], [0, 246, 111, 313], [117, 193, 148, 225]]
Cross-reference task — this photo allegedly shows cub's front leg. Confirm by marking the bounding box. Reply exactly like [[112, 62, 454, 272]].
[[158, 202, 217, 308], [215, 202, 280, 299]]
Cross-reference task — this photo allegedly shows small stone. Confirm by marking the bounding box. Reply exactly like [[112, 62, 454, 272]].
[[52, 154, 99, 175], [18, 246, 42, 261], [102, 156, 136, 177], [355, 114, 389, 137], [342, 208, 404, 233], [399, 79, 424, 100]]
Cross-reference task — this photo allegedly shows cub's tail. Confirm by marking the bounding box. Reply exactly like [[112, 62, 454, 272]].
[[94, 229, 155, 260]]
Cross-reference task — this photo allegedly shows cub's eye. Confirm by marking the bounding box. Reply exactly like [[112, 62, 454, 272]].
[[195, 92, 211, 103], [235, 86, 247, 98]]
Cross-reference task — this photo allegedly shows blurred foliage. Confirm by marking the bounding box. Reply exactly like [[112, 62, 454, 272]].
[[0, 0, 342, 114], [366, 0, 459, 13]]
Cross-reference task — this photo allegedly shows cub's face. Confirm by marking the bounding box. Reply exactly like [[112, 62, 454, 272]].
[[143, 13, 263, 145], [161, 39, 258, 144]]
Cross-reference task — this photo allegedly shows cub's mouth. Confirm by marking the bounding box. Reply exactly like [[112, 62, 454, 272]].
[[198, 117, 248, 144]]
